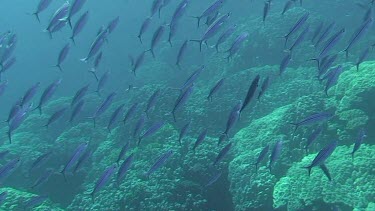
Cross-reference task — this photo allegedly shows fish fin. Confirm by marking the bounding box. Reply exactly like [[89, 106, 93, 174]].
[[145, 49, 155, 58], [190, 39, 203, 52]]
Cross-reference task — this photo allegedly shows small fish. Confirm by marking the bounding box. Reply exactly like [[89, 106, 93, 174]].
[[65, 0, 87, 28], [70, 100, 85, 123], [223, 101, 242, 137], [116, 153, 134, 185], [54, 43, 70, 71], [204, 172, 222, 187], [240, 75, 260, 113], [356, 47, 370, 71], [70, 11, 89, 44], [0, 158, 20, 182], [191, 0, 224, 27], [151, 0, 163, 17], [147, 25, 166, 58], [96, 71, 110, 95], [213, 142, 232, 166], [318, 54, 338, 79], [145, 89, 161, 117], [344, 18, 373, 58], [91, 164, 117, 201], [32, 0, 53, 22], [178, 121, 191, 145], [145, 149, 173, 177], [290, 112, 334, 132], [44, 107, 67, 128], [311, 22, 323, 43], [71, 84, 89, 107], [350, 128, 366, 160], [106, 16, 120, 34], [168, 20, 179, 46], [257, 76, 270, 100], [304, 127, 323, 153], [133, 114, 146, 138], [29, 151, 53, 172], [172, 85, 194, 122], [303, 140, 338, 176], [324, 65, 344, 96], [80, 30, 108, 62], [91, 92, 116, 127], [193, 129, 208, 151], [313, 28, 345, 65], [60, 142, 88, 181], [131, 51, 146, 76], [8, 104, 32, 143], [5, 100, 21, 124], [123, 103, 139, 126], [179, 65, 204, 91], [263, 2, 270, 24], [138, 121, 165, 146], [30, 169, 53, 189], [207, 78, 225, 101], [138, 17, 152, 44], [279, 53, 291, 75], [73, 149, 93, 174], [34, 78, 62, 115], [107, 104, 125, 133], [23, 195, 48, 210], [269, 140, 282, 172], [215, 24, 237, 53], [20, 82, 40, 107], [225, 32, 249, 61], [0, 42, 16, 65], [170, 0, 189, 28], [116, 142, 130, 165], [176, 40, 188, 68], [45, 2, 70, 36], [90, 52, 103, 80], [50, 19, 68, 36], [288, 25, 309, 53], [255, 145, 269, 172], [283, 12, 309, 47], [281, 0, 293, 15]]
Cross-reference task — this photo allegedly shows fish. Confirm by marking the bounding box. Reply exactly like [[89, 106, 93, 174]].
[[204, 172, 222, 187], [279, 53, 291, 75], [30, 169, 53, 189], [213, 142, 232, 166], [304, 127, 323, 153], [20, 82, 40, 107], [207, 78, 225, 101], [240, 75, 260, 114], [282, 12, 309, 47], [269, 140, 282, 172], [96, 71, 110, 95], [5, 100, 21, 124], [116, 153, 134, 185], [71, 84, 89, 107], [193, 129, 208, 151], [29, 151, 53, 172], [223, 101, 242, 137], [311, 22, 323, 43], [178, 121, 191, 145], [257, 76, 270, 100], [0, 57, 16, 74], [50, 19, 68, 36], [179, 65, 204, 91], [356, 47, 370, 71], [123, 103, 139, 126], [115, 142, 130, 165], [133, 114, 146, 138], [176, 40, 188, 68], [314, 22, 336, 48], [34, 78, 62, 115], [70, 100, 85, 123], [318, 54, 338, 79], [80, 30, 108, 62], [281, 0, 293, 15], [70, 11, 89, 44], [255, 145, 269, 173], [23, 195, 48, 210], [215, 24, 237, 53], [145, 89, 160, 117], [288, 25, 309, 53], [60, 142, 88, 181], [107, 104, 125, 133], [138, 121, 165, 145], [91, 92, 116, 127], [73, 149, 93, 174], [137, 17, 152, 44], [145, 149, 173, 177], [344, 18, 373, 58], [90, 52, 103, 80], [0, 158, 20, 182], [90, 164, 117, 201], [32, 0, 53, 22], [290, 112, 334, 132], [350, 128, 366, 160], [225, 32, 249, 61], [168, 20, 179, 46], [191, 12, 231, 51], [131, 51, 146, 76], [205, 11, 220, 27], [172, 84, 194, 122], [191, 0, 224, 27], [151, 0, 163, 17], [0, 41, 16, 65], [44, 107, 67, 128], [147, 25, 166, 58], [106, 16, 120, 34], [312, 28, 345, 65], [324, 65, 344, 96], [303, 140, 338, 176], [65, 0, 87, 28], [170, 0, 189, 28], [54, 43, 70, 71], [8, 104, 32, 143], [45, 2, 70, 36], [263, 2, 270, 24]]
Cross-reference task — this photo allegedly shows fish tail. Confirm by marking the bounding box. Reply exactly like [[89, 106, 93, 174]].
[[190, 39, 203, 52], [283, 36, 289, 48], [70, 36, 76, 45], [137, 137, 142, 146], [60, 170, 67, 182], [191, 16, 201, 28], [215, 45, 219, 53], [137, 35, 143, 44], [302, 165, 313, 176], [172, 112, 177, 122], [67, 18, 72, 29], [89, 69, 99, 81], [289, 122, 299, 133], [54, 64, 63, 72], [168, 38, 173, 47], [32, 12, 40, 23]]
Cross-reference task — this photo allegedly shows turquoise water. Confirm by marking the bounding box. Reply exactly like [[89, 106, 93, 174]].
[[0, 0, 374, 210]]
